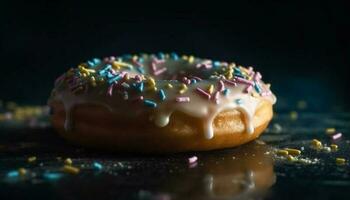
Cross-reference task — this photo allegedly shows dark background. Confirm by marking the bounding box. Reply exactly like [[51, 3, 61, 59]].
[[1, 1, 349, 110]]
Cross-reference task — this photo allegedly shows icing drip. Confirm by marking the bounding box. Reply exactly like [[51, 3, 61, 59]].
[[48, 53, 276, 139]]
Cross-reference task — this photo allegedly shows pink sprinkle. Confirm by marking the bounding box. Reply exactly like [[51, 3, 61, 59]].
[[154, 67, 167, 76], [103, 57, 109, 62], [107, 85, 114, 96], [176, 96, 190, 103], [151, 62, 157, 72], [235, 77, 254, 86], [244, 85, 253, 93], [109, 56, 116, 61], [223, 79, 237, 86], [261, 91, 272, 96], [213, 91, 220, 104], [152, 57, 165, 64], [188, 156, 198, 164], [253, 72, 262, 81], [196, 61, 212, 69], [218, 80, 225, 92], [332, 133, 342, 140], [196, 87, 211, 99], [135, 75, 143, 82]]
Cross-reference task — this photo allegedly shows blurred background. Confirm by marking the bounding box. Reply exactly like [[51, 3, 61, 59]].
[[1, 1, 349, 111]]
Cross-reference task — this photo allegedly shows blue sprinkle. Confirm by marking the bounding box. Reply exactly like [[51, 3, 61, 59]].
[[157, 52, 165, 60], [92, 58, 101, 65], [144, 100, 157, 108], [136, 67, 145, 74], [138, 82, 144, 92], [87, 61, 95, 67], [7, 170, 19, 178], [213, 61, 221, 68], [235, 99, 243, 105], [223, 88, 230, 96], [191, 79, 197, 84], [99, 64, 112, 76], [108, 74, 123, 84], [159, 89, 166, 101], [93, 162, 103, 170], [138, 57, 144, 63], [170, 52, 179, 60], [106, 71, 115, 78], [43, 172, 63, 180], [254, 82, 262, 93]]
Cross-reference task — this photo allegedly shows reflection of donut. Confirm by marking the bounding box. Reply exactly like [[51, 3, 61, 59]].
[[158, 141, 275, 199], [49, 53, 276, 152]]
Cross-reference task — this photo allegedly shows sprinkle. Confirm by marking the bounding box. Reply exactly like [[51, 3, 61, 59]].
[[322, 146, 331, 153], [287, 155, 297, 162], [64, 158, 73, 165], [196, 87, 211, 99], [166, 83, 173, 89], [234, 77, 254, 86], [18, 168, 27, 176], [235, 99, 243, 105], [223, 88, 230, 96], [108, 74, 123, 84], [148, 78, 156, 87], [159, 89, 166, 101], [43, 172, 63, 180], [325, 128, 336, 135], [330, 144, 338, 151], [176, 96, 190, 103], [284, 148, 301, 156], [289, 111, 298, 120], [276, 150, 289, 156], [213, 91, 220, 103], [253, 72, 262, 81], [179, 83, 188, 94], [188, 156, 198, 164], [154, 67, 167, 76], [190, 76, 202, 81], [138, 82, 144, 92], [144, 100, 157, 108], [27, 156, 37, 163], [208, 84, 214, 94], [7, 170, 19, 177], [170, 52, 179, 60], [62, 165, 80, 174], [188, 56, 194, 63], [93, 162, 103, 170], [244, 85, 253, 93], [331, 133, 342, 140], [336, 158, 346, 165], [254, 82, 262, 93], [223, 79, 237, 86], [218, 80, 225, 92], [136, 66, 145, 74], [311, 139, 322, 149]]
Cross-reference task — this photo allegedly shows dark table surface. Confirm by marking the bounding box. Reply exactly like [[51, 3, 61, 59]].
[[0, 98, 349, 200]]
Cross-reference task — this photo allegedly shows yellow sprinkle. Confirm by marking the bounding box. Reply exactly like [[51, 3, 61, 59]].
[[284, 148, 301, 156], [311, 139, 322, 149], [152, 87, 158, 92], [325, 128, 336, 135], [18, 168, 27, 176], [62, 165, 80, 174], [179, 84, 188, 94], [287, 155, 297, 162], [148, 78, 156, 86], [208, 84, 214, 94], [182, 55, 188, 60], [64, 158, 73, 165], [27, 156, 37, 163], [166, 83, 173, 89], [330, 144, 338, 151], [188, 56, 194, 63], [276, 150, 289, 156], [336, 158, 346, 165], [125, 73, 130, 80], [289, 111, 298, 120], [112, 61, 133, 69], [132, 55, 138, 61]]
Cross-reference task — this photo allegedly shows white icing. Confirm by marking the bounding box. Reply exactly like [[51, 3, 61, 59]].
[[48, 53, 276, 139]]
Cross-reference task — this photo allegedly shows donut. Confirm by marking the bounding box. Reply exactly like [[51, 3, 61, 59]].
[[48, 53, 276, 153]]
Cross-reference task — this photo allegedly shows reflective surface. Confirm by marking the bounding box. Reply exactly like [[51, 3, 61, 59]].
[[0, 106, 350, 199]]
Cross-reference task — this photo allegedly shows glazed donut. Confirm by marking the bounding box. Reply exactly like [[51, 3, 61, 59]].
[[48, 53, 276, 153]]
